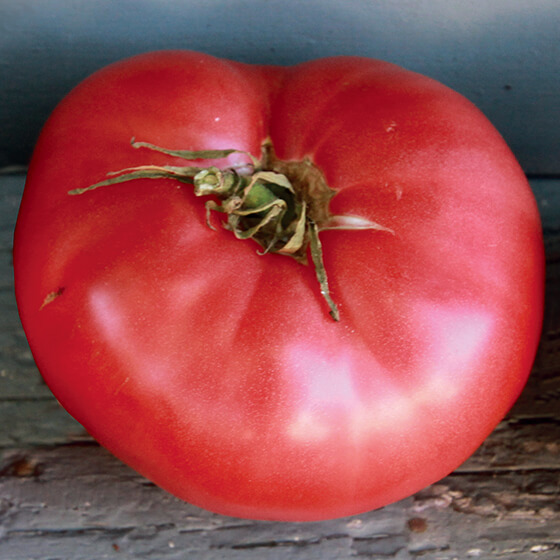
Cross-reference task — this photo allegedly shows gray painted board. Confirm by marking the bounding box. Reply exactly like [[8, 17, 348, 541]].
[[1, 0, 559, 174]]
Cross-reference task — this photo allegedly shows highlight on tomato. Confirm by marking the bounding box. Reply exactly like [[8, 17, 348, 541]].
[[14, 50, 544, 521]]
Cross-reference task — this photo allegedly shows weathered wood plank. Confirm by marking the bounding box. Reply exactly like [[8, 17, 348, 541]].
[[1, 174, 559, 559], [0, 401, 88, 448], [0, 445, 558, 560], [1, 177, 559, 446]]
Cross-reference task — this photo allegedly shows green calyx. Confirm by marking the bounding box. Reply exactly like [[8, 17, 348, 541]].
[[70, 138, 393, 321]]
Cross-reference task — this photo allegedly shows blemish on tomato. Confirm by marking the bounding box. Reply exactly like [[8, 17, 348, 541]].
[[40, 287, 65, 310]]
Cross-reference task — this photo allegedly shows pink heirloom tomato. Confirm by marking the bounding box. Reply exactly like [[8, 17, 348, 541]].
[[14, 51, 544, 521]]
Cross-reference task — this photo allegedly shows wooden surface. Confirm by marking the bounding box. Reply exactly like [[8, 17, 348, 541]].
[[1, 174, 559, 559], [1, 1, 559, 174]]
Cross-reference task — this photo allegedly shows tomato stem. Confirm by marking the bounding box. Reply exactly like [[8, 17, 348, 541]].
[[70, 139, 392, 321]]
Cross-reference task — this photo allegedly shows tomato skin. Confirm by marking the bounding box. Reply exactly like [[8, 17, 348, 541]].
[[14, 51, 543, 521]]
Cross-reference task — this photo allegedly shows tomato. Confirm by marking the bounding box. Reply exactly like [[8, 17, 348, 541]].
[[14, 51, 544, 521]]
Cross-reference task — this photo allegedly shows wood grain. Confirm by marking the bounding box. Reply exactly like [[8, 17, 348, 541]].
[[1, 175, 559, 559]]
